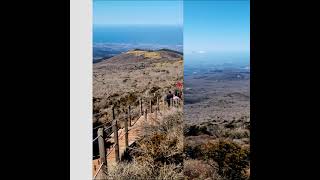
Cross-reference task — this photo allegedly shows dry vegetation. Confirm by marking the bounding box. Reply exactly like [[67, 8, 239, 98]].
[[183, 115, 250, 179], [184, 159, 223, 180], [93, 49, 184, 179], [93, 49, 251, 179], [184, 138, 249, 180], [93, 50, 183, 126], [107, 109, 184, 179], [183, 68, 250, 179]]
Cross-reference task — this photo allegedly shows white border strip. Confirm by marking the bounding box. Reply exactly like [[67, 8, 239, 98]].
[[70, 0, 92, 179]]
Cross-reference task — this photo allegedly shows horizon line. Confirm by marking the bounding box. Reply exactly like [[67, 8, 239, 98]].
[[93, 24, 183, 26]]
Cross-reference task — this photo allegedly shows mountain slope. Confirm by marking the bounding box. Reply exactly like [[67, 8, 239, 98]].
[[93, 49, 183, 125]]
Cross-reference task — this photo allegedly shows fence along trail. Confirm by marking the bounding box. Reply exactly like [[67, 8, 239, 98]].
[[92, 95, 182, 179]]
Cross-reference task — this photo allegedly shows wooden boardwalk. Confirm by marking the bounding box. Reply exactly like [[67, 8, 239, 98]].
[[105, 111, 151, 168], [92, 103, 176, 177], [92, 97, 182, 179]]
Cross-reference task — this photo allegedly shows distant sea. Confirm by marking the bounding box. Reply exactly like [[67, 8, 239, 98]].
[[93, 25, 183, 61], [184, 52, 250, 76]]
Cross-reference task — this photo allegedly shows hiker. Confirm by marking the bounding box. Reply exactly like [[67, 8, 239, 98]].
[[173, 94, 180, 106], [173, 94, 180, 101], [174, 89, 182, 99], [166, 91, 173, 107]]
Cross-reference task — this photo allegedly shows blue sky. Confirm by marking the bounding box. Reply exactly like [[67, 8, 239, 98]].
[[184, 0, 250, 53], [93, 0, 183, 25], [93, 0, 249, 53]]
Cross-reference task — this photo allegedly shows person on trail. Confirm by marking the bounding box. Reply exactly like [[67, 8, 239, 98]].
[[166, 91, 173, 107], [173, 94, 180, 101], [175, 90, 178, 97], [173, 94, 180, 106]]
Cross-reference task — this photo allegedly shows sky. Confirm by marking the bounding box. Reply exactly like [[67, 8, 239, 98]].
[[93, 0, 183, 26], [93, 0, 249, 54], [184, 0, 250, 53]]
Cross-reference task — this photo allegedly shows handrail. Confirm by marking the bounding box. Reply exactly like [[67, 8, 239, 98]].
[[93, 162, 105, 179], [92, 93, 183, 177]]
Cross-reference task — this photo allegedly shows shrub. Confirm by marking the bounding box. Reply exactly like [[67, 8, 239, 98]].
[[184, 125, 211, 136], [184, 159, 222, 180], [224, 128, 250, 139], [202, 140, 250, 180], [107, 160, 183, 180], [106, 161, 154, 180], [184, 144, 203, 159], [157, 163, 184, 180], [130, 109, 184, 166]]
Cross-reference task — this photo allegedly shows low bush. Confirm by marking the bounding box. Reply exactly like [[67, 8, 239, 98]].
[[202, 140, 250, 180], [184, 139, 249, 180], [224, 128, 250, 139], [136, 109, 184, 165], [184, 159, 222, 180], [184, 125, 211, 136], [112, 109, 184, 179]]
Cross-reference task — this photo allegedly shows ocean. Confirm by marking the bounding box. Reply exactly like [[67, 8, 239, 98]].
[[93, 25, 183, 61], [184, 52, 250, 76]]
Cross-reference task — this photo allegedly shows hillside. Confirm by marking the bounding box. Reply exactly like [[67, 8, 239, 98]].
[[93, 49, 183, 126], [93, 49, 184, 179]]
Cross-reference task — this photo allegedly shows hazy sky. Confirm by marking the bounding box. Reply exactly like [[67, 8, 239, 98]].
[[184, 0, 250, 53], [93, 0, 183, 25]]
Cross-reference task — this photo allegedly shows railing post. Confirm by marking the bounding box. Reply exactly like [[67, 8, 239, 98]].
[[145, 108, 147, 121], [140, 98, 143, 116], [162, 98, 165, 111], [113, 120, 120, 163], [125, 113, 129, 148], [157, 96, 159, 111], [159, 97, 166, 111], [112, 106, 115, 120], [155, 106, 157, 120], [128, 105, 131, 126], [98, 128, 107, 177], [150, 99, 152, 113]]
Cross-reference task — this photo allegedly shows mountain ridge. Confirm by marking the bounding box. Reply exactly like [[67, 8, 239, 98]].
[[94, 49, 183, 65]]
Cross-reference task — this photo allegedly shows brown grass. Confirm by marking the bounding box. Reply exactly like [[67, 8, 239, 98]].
[[107, 160, 183, 180], [93, 50, 183, 124], [106, 107, 184, 179], [184, 159, 222, 180], [135, 109, 184, 165], [184, 139, 250, 180]]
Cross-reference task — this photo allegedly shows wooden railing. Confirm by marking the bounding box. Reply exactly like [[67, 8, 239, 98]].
[[92, 95, 182, 179]]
